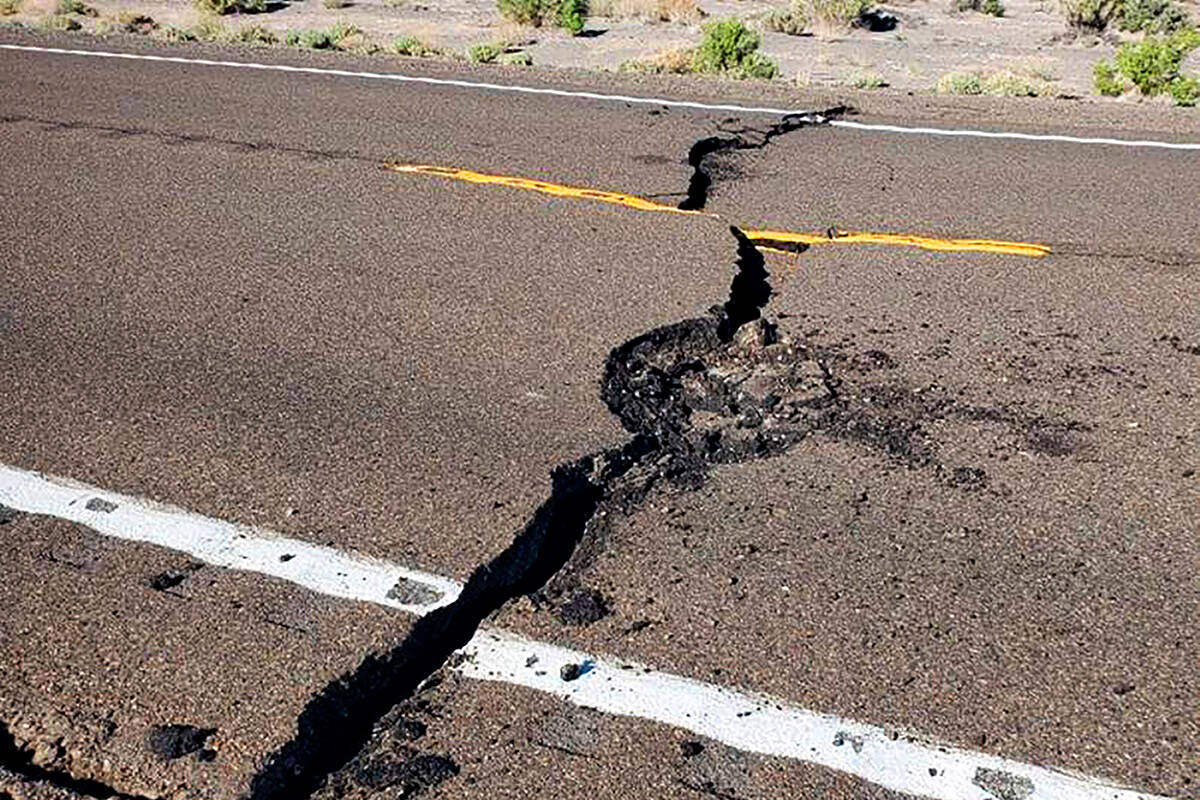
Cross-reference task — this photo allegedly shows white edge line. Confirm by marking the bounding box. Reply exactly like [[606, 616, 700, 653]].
[[0, 463, 1171, 800], [4, 43, 1200, 150], [0, 463, 462, 614], [456, 629, 1169, 800], [0, 44, 811, 117], [829, 119, 1200, 151]]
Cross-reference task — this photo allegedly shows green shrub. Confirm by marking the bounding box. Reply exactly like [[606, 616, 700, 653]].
[[194, 0, 265, 15], [1117, 0, 1187, 33], [323, 0, 348, 6], [850, 71, 886, 88], [1094, 30, 1200, 105], [763, 1, 806, 34], [694, 18, 779, 79], [190, 16, 230, 39], [499, 51, 533, 65], [287, 27, 334, 47], [496, 0, 587, 33], [234, 22, 276, 43], [43, 13, 81, 29], [1114, 31, 1196, 93], [498, 0, 543, 23], [392, 35, 432, 55], [955, 0, 1003, 14], [936, 70, 983, 94], [468, 42, 504, 62], [57, 0, 96, 15], [557, 0, 586, 34], [1169, 74, 1200, 106], [1114, 39, 1174, 93], [0, 0, 23, 14], [806, 0, 868, 32], [1060, 0, 1119, 29], [1093, 59, 1124, 94], [158, 23, 196, 40]]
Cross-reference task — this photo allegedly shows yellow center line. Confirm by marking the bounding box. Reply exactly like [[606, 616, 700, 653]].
[[382, 162, 704, 217], [743, 229, 1051, 259], [383, 161, 1051, 259]]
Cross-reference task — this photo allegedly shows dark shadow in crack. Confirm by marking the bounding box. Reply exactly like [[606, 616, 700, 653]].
[[248, 448, 639, 799], [677, 107, 848, 212]]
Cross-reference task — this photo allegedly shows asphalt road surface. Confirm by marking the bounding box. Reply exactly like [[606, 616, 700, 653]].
[[1, 28, 1197, 800]]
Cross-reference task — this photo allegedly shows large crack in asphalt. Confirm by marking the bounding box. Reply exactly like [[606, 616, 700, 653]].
[[248, 226, 774, 800], [677, 109, 846, 212], [250, 112, 1091, 799]]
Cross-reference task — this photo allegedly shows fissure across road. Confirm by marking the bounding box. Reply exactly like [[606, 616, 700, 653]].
[[0, 101, 1158, 800], [381, 124, 1053, 260]]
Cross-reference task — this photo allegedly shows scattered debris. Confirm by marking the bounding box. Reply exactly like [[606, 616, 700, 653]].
[[972, 767, 1035, 800], [145, 724, 216, 761], [386, 577, 444, 606]]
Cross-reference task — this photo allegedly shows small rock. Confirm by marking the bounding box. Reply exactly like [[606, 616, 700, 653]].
[[146, 724, 216, 760], [31, 739, 61, 767], [392, 717, 427, 741], [560, 663, 583, 682], [386, 577, 444, 606], [972, 767, 1034, 800], [734, 319, 777, 352], [557, 589, 611, 626], [736, 407, 763, 429], [680, 740, 705, 758]]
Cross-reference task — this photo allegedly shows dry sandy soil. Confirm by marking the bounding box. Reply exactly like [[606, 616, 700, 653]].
[[4, 0, 1200, 102]]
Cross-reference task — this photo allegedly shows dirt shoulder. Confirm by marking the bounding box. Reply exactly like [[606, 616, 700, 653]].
[[4, 0, 1200, 113]]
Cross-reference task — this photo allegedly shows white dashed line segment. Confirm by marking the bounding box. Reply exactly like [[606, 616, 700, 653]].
[[0, 463, 1169, 800]]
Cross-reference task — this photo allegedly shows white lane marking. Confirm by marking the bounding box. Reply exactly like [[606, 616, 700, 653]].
[[0, 463, 1168, 800], [3, 44, 1199, 151], [0, 44, 808, 116], [459, 630, 1166, 800], [829, 119, 1200, 151], [0, 464, 461, 613]]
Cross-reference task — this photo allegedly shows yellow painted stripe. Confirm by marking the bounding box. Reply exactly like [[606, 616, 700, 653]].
[[383, 162, 701, 216], [755, 245, 802, 257], [744, 229, 1051, 258], [383, 161, 1049, 259]]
